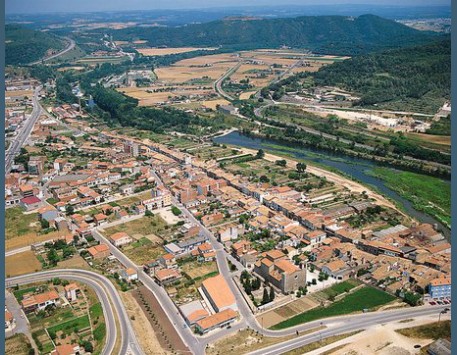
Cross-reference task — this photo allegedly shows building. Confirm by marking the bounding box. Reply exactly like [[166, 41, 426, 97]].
[[253, 250, 306, 294], [20, 196, 42, 211], [427, 339, 451, 355], [195, 309, 238, 334], [321, 259, 350, 280], [142, 187, 172, 210], [64, 283, 80, 302], [5, 309, 14, 329], [87, 244, 111, 259], [22, 291, 61, 313], [429, 275, 451, 299], [154, 268, 182, 286], [158, 253, 178, 269], [217, 105, 238, 115], [120, 268, 138, 282], [201, 275, 237, 313], [191, 243, 216, 261], [217, 224, 243, 242], [51, 344, 81, 355], [179, 300, 209, 326], [109, 232, 133, 247]]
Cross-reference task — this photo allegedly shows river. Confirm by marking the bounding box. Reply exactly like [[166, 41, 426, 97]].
[[214, 131, 451, 238]]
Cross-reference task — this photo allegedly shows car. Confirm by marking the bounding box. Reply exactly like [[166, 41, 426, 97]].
[[437, 301, 443, 305], [443, 300, 449, 304], [444, 308, 450, 312], [429, 301, 436, 305], [414, 345, 421, 349]]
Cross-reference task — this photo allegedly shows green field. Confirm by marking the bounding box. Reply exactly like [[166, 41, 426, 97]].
[[366, 167, 451, 228], [321, 279, 359, 299], [89, 302, 103, 318], [6, 207, 39, 239], [271, 287, 396, 329], [47, 315, 90, 334]]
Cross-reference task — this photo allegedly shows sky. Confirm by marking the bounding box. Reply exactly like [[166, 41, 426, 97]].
[[5, 0, 451, 14]]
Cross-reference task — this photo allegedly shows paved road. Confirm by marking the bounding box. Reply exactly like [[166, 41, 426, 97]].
[[6, 269, 143, 355], [5, 246, 31, 257], [214, 62, 242, 101], [91, 229, 199, 353], [5, 86, 43, 175], [29, 37, 76, 65], [248, 305, 450, 355]]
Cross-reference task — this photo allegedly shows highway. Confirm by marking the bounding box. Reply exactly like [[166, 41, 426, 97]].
[[5, 86, 43, 175], [213, 62, 242, 101], [28, 37, 76, 65], [6, 269, 143, 355]]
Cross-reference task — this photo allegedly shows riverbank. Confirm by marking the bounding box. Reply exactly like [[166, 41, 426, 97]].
[[235, 146, 406, 218], [366, 167, 451, 229]]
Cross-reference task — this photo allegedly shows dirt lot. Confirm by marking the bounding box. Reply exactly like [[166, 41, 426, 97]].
[[132, 286, 189, 354], [202, 99, 231, 110], [239, 91, 257, 100], [181, 261, 218, 279], [6, 251, 42, 277], [5, 231, 67, 251], [5, 333, 32, 355], [257, 296, 319, 328], [406, 132, 451, 146], [120, 290, 169, 355], [58, 255, 91, 270], [137, 47, 217, 56]]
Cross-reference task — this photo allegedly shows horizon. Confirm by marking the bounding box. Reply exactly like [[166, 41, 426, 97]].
[[5, 1, 451, 15]]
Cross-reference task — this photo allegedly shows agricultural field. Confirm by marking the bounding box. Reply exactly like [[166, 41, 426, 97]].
[[271, 286, 396, 329], [5, 333, 33, 355], [185, 144, 239, 160], [6, 207, 40, 240], [137, 47, 218, 56], [103, 214, 177, 240], [6, 250, 42, 277]]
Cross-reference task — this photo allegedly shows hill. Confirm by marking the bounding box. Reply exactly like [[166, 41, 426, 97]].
[[110, 14, 437, 55], [6, 24, 66, 65], [312, 38, 451, 113]]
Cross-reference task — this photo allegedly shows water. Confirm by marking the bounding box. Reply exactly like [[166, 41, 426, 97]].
[[214, 131, 451, 238]]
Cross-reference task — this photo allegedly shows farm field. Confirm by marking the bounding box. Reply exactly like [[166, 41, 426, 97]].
[[6, 207, 40, 239], [5, 333, 33, 354], [271, 286, 396, 329], [6, 250, 42, 277], [137, 47, 218, 56]]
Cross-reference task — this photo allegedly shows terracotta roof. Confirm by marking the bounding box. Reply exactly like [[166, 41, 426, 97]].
[[275, 259, 299, 274], [22, 290, 59, 308], [430, 274, 451, 287], [323, 259, 346, 273], [202, 275, 236, 310], [155, 268, 180, 281], [87, 244, 110, 256], [195, 309, 238, 330], [110, 232, 130, 241], [187, 309, 209, 323], [64, 283, 79, 292], [265, 249, 285, 260]]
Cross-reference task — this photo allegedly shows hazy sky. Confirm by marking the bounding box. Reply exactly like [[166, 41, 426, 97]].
[[6, 0, 451, 14]]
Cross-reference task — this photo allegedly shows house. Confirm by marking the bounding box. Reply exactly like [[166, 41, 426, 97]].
[[177, 235, 208, 253], [427, 339, 451, 355], [201, 275, 237, 313], [51, 344, 81, 355], [154, 268, 182, 286], [321, 259, 350, 280], [231, 240, 252, 258], [217, 224, 244, 243], [87, 244, 111, 259], [201, 212, 224, 227], [158, 253, 178, 269], [191, 243, 216, 261], [253, 250, 307, 294], [195, 309, 238, 334], [429, 274, 451, 299], [93, 213, 108, 226], [22, 290, 61, 313], [64, 283, 80, 302], [109, 232, 133, 247], [20, 196, 42, 211], [120, 268, 138, 282], [38, 206, 59, 222], [304, 230, 327, 246]]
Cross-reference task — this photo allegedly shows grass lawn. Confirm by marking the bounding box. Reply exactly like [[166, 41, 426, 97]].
[[47, 315, 90, 335], [367, 167, 451, 228], [271, 286, 396, 329], [89, 302, 103, 318], [131, 237, 153, 248], [6, 207, 39, 239], [93, 323, 106, 342], [13, 285, 46, 302], [396, 320, 450, 340]]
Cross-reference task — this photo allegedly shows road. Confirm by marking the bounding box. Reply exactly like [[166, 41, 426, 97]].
[[28, 37, 76, 65], [6, 269, 143, 355], [5, 86, 43, 175], [5, 246, 31, 257], [214, 62, 242, 101], [248, 305, 450, 355]]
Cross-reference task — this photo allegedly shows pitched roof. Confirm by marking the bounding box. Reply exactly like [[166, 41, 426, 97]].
[[202, 275, 236, 310], [195, 309, 238, 330]]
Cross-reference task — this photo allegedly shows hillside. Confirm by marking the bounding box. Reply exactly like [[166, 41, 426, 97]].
[[312, 38, 451, 113], [6, 24, 66, 65], [110, 14, 437, 55]]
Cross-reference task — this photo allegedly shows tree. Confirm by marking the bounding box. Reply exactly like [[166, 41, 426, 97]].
[[47, 248, 59, 266], [262, 288, 270, 304], [269, 287, 275, 302], [40, 219, 50, 229], [256, 149, 265, 159], [296, 162, 307, 180], [259, 175, 270, 183], [65, 204, 74, 216], [275, 159, 287, 167]]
